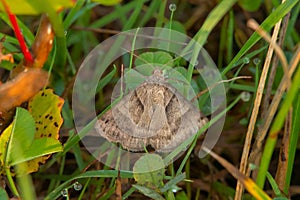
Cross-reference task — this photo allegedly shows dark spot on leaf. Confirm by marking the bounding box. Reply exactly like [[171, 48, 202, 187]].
[[41, 92, 45, 96], [45, 114, 49, 119], [36, 127, 39, 131], [48, 133, 52, 137], [44, 125, 47, 129], [49, 116, 53, 120], [54, 122, 58, 127]]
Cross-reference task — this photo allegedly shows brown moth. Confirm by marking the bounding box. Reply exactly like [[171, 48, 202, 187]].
[[96, 69, 208, 152]]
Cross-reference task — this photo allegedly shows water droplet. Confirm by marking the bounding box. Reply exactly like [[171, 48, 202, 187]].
[[243, 57, 250, 64], [61, 189, 68, 197], [64, 30, 68, 36], [171, 185, 181, 193], [253, 58, 261, 65], [73, 181, 82, 191], [249, 163, 257, 170], [241, 91, 251, 102], [169, 4, 177, 12]]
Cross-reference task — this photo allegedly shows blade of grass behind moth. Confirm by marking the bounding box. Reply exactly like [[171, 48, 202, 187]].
[[284, 92, 300, 194], [222, 0, 298, 76], [256, 52, 300, 189], [274, 108, 292, 194], [201, 146, 271, 200], [261, 13, 290, 119], [235, 16, 283, 199], [248, 45, 300, 179]]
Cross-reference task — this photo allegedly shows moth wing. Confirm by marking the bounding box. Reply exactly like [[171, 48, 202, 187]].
[[97, 109, 147, 152], [149, 104, 168, 132]]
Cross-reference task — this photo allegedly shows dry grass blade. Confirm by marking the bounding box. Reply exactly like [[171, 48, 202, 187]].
[[248, 45, 300, 175], [116, 171, 122, 200], [234, 16, 283, 199], [262, 13, 290, 118], [247, 19, 290, 86], [201, 146, 272, 200], [275, 109, 292, 192]]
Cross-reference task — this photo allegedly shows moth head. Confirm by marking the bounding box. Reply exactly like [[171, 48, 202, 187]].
[[152, 68, 169, 80], [152, 68, 163, 76]]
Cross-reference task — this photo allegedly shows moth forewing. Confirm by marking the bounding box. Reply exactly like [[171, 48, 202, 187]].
[[96, 68, 208, 152]]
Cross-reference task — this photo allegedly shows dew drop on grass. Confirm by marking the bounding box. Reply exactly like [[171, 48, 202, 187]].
[[171, 185, 181, 193], [73, 181, 83, 191], [253, 57, 261, 65], [169, 4, 177, 12], [61, 188, 68, 197], [241, 91, 251, 102], [243, 57, 250, 64]]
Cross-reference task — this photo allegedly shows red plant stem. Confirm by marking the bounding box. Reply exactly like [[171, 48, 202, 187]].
[[1, 0, 34, 65]]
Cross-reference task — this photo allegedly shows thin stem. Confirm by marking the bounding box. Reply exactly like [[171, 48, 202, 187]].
[[5, 167, 20, 197], [0, 0, 33, 65]]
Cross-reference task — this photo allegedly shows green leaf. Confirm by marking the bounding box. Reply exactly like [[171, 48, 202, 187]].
[[133, 154, 165, 188], [28, 89, 64, 140], [0, 0, 74, 15], [135, 51, 174, 69], [238, 0, 262, 11], [175, 191, 189, 200], [132, 184, 165, 200], [24, 89, 64, 174], [0, 185, 9, 200], [91, 0, 122, 6], [0, 107, 35, 166], [0, 60, 15, 70], [10, 138, 62, 166]]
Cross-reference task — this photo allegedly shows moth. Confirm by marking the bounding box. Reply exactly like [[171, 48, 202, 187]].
[[96, 68, 208, 152]]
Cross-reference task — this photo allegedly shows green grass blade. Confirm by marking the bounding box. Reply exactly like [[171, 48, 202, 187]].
[[222, 0, 299, 75], [137, 0, 160, 27], [284, 92, 300, 193], [185, 0, 238, 82], [45, 170, 133, 199], [256, 62, 300, 188]]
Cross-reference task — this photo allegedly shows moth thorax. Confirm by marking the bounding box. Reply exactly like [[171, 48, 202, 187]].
[[152, 89, 164, 105]]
